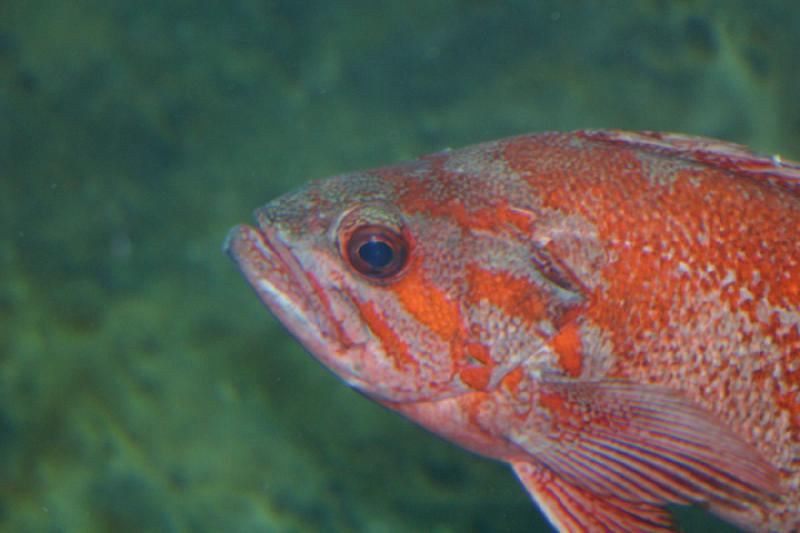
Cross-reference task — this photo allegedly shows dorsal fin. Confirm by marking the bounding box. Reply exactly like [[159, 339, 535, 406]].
[[581, 129, 800, 195]]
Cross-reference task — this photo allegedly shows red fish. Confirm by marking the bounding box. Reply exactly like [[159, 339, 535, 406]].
[[226, 130, 800, 532]]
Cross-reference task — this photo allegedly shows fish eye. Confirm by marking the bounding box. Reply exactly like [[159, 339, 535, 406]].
[[345, 225, 408, 280]]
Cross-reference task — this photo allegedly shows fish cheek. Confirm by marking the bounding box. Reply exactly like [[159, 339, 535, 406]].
[[341, 268, 466, 400]]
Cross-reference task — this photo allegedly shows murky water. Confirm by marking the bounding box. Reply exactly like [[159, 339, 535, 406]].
[[1, 1, 797, 531]]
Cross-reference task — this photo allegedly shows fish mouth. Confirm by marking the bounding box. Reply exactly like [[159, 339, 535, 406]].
[[224, 223, 372, 390]]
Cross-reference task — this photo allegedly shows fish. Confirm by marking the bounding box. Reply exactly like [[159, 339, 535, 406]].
[[225, 130, 800, 532]]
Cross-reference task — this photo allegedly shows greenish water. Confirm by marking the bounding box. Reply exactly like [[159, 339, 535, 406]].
[[1, 1, 798, 531]]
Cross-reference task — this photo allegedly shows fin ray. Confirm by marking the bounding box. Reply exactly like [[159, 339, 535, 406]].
[[513, 461, 676, 533], [508, 380, 779, 527], [582, 129, 800, 195]]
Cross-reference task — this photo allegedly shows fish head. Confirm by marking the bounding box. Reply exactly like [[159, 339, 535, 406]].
[[226, 150, 587, 406]]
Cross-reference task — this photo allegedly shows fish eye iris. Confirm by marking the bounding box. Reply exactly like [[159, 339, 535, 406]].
[[346, 225, 408, 280]]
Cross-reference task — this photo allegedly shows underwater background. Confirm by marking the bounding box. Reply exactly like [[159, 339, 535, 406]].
[[2, 1, 799, 532]]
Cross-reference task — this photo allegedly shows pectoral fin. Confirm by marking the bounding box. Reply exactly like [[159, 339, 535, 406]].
[[508, 381, 779, 530], [513, 461, 675, 532]]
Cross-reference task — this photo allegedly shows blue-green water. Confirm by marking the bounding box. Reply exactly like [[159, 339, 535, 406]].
[[1, 1, 798, 531]]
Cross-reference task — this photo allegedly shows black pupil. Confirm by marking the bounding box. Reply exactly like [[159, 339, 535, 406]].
[[358, 239, 394, 270]]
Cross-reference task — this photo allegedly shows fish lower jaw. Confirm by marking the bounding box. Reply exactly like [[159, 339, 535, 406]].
[[227, 223, 352, 357]]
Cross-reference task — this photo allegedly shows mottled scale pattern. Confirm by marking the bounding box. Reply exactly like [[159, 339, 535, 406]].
[[227, 130, 800, 532]]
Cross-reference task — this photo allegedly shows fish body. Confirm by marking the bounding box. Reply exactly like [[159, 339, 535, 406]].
[[226, 130, 800, 532]]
